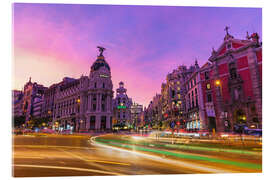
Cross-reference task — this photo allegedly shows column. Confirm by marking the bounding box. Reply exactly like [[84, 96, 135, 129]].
[[88, 94, 92, 112], [247, 48, 262, 128], [97, 93, 101, 112], [107, 94, 110, 113]]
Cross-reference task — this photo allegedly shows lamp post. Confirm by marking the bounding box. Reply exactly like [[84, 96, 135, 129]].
[[80, 119, 84, 132], [215, 79, 227, 132]]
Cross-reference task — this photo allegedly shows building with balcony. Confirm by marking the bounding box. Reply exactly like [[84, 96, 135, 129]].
[[113, 82, 132, 127], [52, 49, 114, 132]]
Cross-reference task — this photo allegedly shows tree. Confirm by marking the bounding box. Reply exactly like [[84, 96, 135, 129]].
[[13, 116, 25, 128], [31, 117, 51, 128]]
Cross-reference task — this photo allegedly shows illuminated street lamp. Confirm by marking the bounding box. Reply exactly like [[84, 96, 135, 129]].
[[215, 80, 221, 86], [77, 99, 81, 103]]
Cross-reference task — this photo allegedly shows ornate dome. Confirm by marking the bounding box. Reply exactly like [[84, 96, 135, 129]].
[[90, 55, 111, 72]]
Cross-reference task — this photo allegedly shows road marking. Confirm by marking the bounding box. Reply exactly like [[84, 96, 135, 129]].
[[13, 164, 122, 175], [86, 160, 130, 166]]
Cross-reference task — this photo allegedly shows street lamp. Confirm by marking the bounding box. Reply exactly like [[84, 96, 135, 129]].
[[215, 80, 221, 86], [80, 120, 84, 130]]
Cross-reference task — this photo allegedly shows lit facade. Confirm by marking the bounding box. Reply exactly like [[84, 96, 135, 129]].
[[22, 78, 47, 124], [52, 50, 114, 132], [200, 30, 262, 132], [130, 102, 143, 129], [113, 82, 132, 126]]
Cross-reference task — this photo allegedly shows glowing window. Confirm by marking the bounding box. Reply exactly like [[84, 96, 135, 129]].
[[206, 83, 211, 89]]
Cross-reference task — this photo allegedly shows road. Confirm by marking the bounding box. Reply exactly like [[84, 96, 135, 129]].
[[12, 134, 262, 177]]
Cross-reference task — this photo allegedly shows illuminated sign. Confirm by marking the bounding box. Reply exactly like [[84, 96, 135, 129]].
[[117, 105, 126, 109], [100, 74, 109, 78]]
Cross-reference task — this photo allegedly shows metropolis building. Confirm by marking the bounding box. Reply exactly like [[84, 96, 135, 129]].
[[52, 47, 114, 132]]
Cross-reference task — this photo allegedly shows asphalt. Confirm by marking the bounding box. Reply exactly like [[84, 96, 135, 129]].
[[12, 134, 262, 177]]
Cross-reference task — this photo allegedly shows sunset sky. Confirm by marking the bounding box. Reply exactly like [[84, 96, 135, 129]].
[[13, 3, 262, 107]]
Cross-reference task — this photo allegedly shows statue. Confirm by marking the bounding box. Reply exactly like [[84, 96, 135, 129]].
[[246, 31, 250, 40], [224, 26, 230, 35], [97, 46, 106, 56]]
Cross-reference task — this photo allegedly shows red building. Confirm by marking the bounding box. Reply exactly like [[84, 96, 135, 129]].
[[200, 29, 262, 132]]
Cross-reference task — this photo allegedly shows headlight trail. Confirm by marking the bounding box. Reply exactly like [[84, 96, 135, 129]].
[[13, 164, 123, 175], [91, 137, 261, 171], [91, 136, 241, 174]]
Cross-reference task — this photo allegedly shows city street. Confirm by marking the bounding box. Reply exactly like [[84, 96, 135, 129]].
[[13, 133, 262, 177]]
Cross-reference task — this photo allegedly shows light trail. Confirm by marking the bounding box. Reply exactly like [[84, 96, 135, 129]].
[[86, 160, 130, 166], [13, 164, 123, 175], [92, 137, 262, 171], [13, 145, 96, 150], [90, 136, 237, 174], [99, 136, 261, 156]]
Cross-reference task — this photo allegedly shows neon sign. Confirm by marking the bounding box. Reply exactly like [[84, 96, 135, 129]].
[[117, 105, 126, 109]]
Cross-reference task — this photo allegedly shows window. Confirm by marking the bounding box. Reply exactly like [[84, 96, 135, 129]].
[[207, 94, 212, 102], [102, 94, 106, 101], [171, 90, 175, 98], [93, 94, 96, 101], [206, 83, 211, 90], [93, 104, 96, 111], [94, 82, 97, 88], [229, 63, 237, 79], [102, 83, 105, 88], [194, 78, 196, 85], [101, 104, 105, 112], [205, 72, 209, 80]]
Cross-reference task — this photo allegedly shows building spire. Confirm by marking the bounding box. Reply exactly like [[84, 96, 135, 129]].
[[195, 58, 198, 66], [29, 77, 31, 83]]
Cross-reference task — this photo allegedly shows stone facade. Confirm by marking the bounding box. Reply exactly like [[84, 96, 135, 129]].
[[12, 90, 24, 117], [113, 82, 132, 126], [130, 102, 143, 129], [202, 31, 262, 132], [184, 61, 207, 131], [52, 52, 114, 132], [21, 78, 47, 124]]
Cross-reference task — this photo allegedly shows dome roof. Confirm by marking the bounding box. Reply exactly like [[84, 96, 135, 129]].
[[90, 55, 111, 72]]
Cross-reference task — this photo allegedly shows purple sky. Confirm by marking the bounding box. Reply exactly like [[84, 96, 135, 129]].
[[13, 3, 262, 107]]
